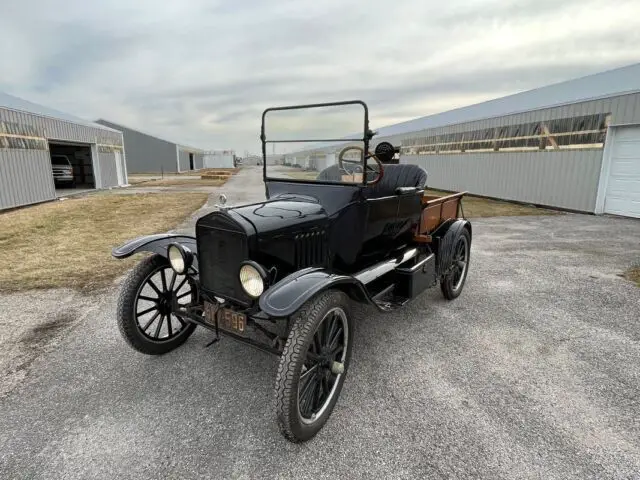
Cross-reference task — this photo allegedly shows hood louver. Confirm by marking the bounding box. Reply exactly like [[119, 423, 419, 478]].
[[294, 230, 326, 269]]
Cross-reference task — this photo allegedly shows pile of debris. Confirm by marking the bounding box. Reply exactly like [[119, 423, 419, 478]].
[[200, 168, 239, 181]]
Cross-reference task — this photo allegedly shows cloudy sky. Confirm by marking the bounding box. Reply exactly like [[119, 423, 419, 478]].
[[1, 0, 640, 154]]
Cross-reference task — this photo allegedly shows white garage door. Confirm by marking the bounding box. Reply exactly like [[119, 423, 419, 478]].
[[604, 126, 640, 218]]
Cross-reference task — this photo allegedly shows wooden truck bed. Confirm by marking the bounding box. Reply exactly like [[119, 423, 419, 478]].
[[414, 191, 467, 243]]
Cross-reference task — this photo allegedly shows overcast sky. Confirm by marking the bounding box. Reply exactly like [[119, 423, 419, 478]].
[[1, 0, 640, 154]]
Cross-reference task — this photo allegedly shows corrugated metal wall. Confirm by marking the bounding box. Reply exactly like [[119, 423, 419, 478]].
[[1, 107, 122, 145], [1, 106, 125, 210], [203, 153, 235, 168], [388, 93, 640, 146], [0, 149, 55, 209], [404, 150, 603, 212], [391, 93, 640, 212], [195, 153, 204, 170], [178, 149, 190, 172], [95, 120, 177, 174], [97, 151, 119, 188]]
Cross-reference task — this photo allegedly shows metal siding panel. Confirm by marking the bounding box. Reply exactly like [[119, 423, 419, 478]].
[[415, 149, 602, 211], [0, 151, 15, 208], [622, 93, 639, 123], [0, 149, 55, 210], [93, 121, 175, 173], [195, 153, 204, 170], [617, 95, 630, 124], [630, 94, 640, 123], [616, 96, 630, 123], [98, 151, 118, 187], [178, 149, 190, 171]]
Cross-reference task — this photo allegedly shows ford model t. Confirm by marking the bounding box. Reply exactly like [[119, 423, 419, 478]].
[[112, 101, 472, 442]]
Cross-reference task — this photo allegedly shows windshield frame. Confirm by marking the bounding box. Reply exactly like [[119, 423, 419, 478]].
[[260, 100, 372, 186]]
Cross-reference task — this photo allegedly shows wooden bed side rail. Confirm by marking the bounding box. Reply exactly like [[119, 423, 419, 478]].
[[421, 191, 468, 206], [415, 191, 468, 239]]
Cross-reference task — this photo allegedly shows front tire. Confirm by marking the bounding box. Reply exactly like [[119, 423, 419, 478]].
[[274, 290, 353, 443], [117, 254, 197, 355]]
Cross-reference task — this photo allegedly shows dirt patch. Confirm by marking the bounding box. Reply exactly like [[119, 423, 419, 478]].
[[20, 311, 78, 348], [0, 192, 208, 292], [622, 266, 640, 287]]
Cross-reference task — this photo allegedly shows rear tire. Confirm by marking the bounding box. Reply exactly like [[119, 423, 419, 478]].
[[440, 229, 471, 300], [274, 290, 353, 443], [117, 254, 197, 355]]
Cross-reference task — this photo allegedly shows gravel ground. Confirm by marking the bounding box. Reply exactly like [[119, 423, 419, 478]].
[[1, 167, 639, 479]]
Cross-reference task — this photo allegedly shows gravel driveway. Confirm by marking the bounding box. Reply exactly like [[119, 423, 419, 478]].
[[1, 169, 639, 479]]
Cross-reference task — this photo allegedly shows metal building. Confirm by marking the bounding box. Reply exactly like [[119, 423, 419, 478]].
[[203, 150, 235, 169], [306, 63, 640, 218], [94, 119, 204, 174], [1, 92, 127, 211]]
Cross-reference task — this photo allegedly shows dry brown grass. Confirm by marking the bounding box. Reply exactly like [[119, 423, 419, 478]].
[[200, 168, 239, 175], [130, 178, 227, 187], [425, 189, 559, 218], [283, 171, 321, 181], [127, 177, 155, 185], [0, 193, 208, 292], [623, 266, 640, 287]]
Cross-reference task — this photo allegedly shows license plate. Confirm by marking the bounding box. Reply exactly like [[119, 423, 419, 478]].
[[218, 308, 246, 334], [203, 302, 246, 335]]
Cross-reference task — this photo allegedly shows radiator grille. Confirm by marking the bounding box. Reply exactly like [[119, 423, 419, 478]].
[[196, 216, 249, 304]]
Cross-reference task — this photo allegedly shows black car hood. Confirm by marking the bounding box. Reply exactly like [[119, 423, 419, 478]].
[[231, 196, 327, 235]]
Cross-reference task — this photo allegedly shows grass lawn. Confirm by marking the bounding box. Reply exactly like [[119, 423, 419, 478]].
[[282, 171, 320, 181], [0, 193, 208, 292], [425, 189, 558, 218], [129, 178, 227, 187], [623, 266, 640, 287]]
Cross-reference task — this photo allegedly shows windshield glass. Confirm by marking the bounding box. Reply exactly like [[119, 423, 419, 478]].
[[51, 155, 70, 166], [262, 102, 368, 184]]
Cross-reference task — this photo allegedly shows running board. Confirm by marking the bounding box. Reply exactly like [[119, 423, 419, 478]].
[[370, 284, 411, 312], [354, 248, 418, 285]]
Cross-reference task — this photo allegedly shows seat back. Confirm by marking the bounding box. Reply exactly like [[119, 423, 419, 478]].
[[364, 164, 428, 198]]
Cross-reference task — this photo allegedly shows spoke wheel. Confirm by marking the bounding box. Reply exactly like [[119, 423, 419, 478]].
[[275, 290, 353, 443], [440, 229, 471, 300], [135, 265, 192, 342], [298, 307, 347, 423], [117, 254, 197, 355]]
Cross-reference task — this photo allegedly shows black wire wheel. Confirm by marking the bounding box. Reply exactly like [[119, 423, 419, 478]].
[[440, 228, 471, 300], [274, 290, 353, 443], [117, 254, 197, 355]]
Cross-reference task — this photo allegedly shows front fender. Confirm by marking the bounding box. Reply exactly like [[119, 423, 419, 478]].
[[258, 268, 371, 318], [111, 234, 198, 269]]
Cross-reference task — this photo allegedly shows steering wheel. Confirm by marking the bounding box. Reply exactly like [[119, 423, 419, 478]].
[[337, 146, 384, 185]]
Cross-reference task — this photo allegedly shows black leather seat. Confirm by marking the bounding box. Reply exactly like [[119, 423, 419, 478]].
[[364, 164, 428, 198]]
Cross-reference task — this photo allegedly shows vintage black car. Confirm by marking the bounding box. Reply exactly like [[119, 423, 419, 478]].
[[112, 101, 472, 442]]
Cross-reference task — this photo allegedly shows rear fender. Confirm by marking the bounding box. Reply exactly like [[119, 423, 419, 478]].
[[111, 234, 198, 270], [258, 268, 373, 318], [432, 219, 471, 276]]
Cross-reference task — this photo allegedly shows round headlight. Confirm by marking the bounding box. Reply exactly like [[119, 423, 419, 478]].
[[168, 244, 192, 274], [239, 263, 265, 298]]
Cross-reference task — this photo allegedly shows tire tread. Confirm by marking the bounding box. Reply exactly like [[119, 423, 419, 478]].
[[116, 254, 195, 355], [274, 289, 351, 442]]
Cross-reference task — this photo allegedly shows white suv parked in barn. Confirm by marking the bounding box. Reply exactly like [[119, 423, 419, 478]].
[[51, 155, 75, 187]]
